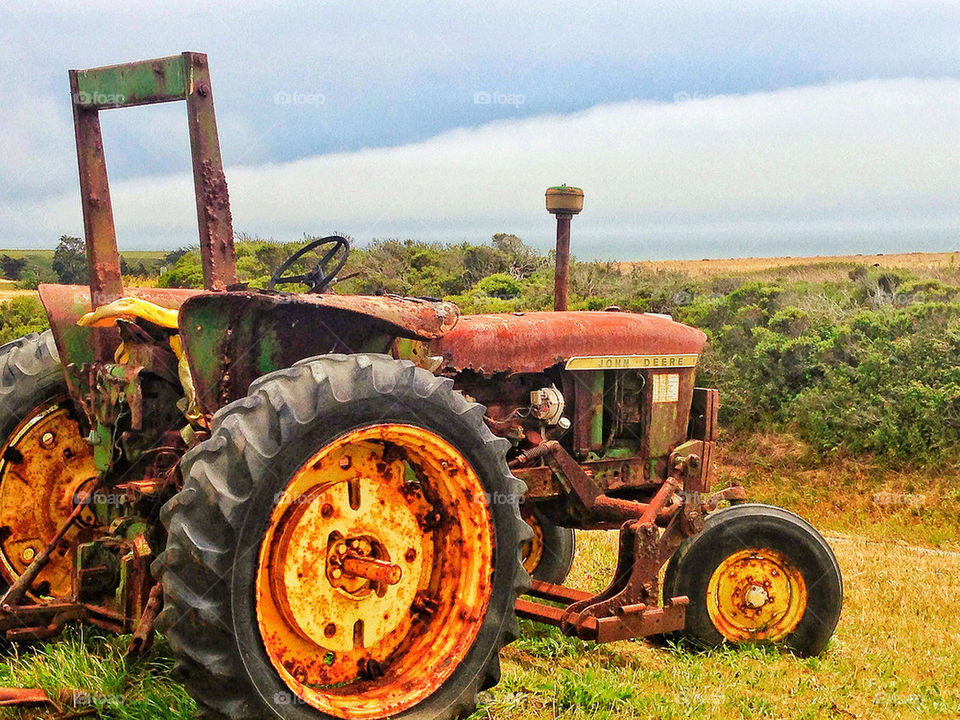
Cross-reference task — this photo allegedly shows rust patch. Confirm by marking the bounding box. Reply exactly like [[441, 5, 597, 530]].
[[431, 311, 706, 375]]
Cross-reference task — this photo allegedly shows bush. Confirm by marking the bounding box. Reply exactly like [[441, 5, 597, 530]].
[[0, 297, 49, 344]]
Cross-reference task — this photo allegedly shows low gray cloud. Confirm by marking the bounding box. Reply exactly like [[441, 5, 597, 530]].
[[5, 78, 960, 259]]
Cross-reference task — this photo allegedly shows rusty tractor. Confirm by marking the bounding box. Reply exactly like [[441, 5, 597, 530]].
[[0, 52, 842, 719]]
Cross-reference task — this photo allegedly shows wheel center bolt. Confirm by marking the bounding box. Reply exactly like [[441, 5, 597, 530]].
[[341, 556, 402, 585], [743, 584, 769, 609]]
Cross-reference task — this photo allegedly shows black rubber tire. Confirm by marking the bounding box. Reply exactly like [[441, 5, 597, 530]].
[[0, 331, 64, 598], [0, 332, 64, 440], [523, 505, 576, 585], [155, 353, 531, 720], [662, 503, 842, 657]]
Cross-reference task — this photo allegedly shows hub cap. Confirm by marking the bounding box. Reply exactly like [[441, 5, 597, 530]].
[[706, 548, 807, 643], [256, 424, 494, 719], [0, 397, 97, 599]]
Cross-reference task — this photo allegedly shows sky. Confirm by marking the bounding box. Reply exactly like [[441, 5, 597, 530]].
[[1, 1, 959, 260]]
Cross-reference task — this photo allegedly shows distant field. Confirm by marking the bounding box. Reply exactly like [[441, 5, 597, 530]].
[[0, 249, 168, 285], [0, 249, 167, 263], [621, 250, 960, 277]]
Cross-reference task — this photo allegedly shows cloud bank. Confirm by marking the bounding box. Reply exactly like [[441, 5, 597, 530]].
[[5, 78, 960, 259]]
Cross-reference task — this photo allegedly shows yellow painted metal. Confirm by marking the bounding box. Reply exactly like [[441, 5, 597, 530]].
[[0, 398, 98, 598], [256, 424, 494, 719], [520, 506, 544, 576], [77, 296, 180, 330], [706, 548, 808, 643], [565, 353, 699, 371]]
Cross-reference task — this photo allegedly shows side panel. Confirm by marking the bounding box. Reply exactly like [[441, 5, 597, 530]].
[[177, 293, 459, 414]]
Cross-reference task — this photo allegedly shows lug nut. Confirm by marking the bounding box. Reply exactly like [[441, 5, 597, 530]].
[[339, 456, 352, 470], [40, 432, 56, 449], [21, 547, 36, 563], [404, 548, 417, 562], [324, 623, 337, 638], [320, 504, 334, 519]]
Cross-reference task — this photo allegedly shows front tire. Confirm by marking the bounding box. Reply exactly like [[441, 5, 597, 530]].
[[156, 354, 530, 720], [663, 504, 842, 656]]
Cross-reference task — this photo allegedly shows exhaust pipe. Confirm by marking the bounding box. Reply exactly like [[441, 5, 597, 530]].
[[545, 185, 583, 311]]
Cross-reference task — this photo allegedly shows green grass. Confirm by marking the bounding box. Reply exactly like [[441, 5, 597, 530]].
[[1, 519, 957, 719], [0, 629, 194, 719]]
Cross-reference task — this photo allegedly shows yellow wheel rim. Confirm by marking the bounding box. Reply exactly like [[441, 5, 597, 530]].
[[0, 397, 97, 599], [256, 424, 494, 720], [706, 548, 807, 643], [520, 505, 544, 576]]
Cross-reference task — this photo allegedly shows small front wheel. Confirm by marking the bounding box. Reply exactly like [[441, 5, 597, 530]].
[[663, 503, 842, 656]]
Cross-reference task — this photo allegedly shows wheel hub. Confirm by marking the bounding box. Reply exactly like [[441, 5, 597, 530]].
[[706, 548, 807, 642], [256, 424, 494, 719], [0, 397, 97, 599]]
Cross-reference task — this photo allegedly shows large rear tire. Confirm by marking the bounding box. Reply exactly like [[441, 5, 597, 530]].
[[663, 503, 842, 656], [0, 332, 96, 603], [156, 354, 530, 720]]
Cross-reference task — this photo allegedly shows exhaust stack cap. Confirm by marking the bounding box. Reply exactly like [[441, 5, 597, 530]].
[[545, 185, 584, 215]]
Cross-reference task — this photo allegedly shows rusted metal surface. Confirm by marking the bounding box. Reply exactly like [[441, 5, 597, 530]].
[[553, 214, 571, 311], [594, 598, 687, 642], [432, 311, 706, 375], [183, 52, 237, 290], [0, 497, 88, 611], [0, 687, 60, 708], [70, 52, 236, 297], [689, 386, 720, 442], [128, 582, 164, 656], [545, 184, 583, 312], [256, 424, 493, 718], [178, 292, 459, 414], [39, 284, 199, 370], [70, 68, 122, 363], [706, 548, 807, 643], [567, 370, 603, 455], [0, 397, 97, 601], [516, 439, 715, 642]]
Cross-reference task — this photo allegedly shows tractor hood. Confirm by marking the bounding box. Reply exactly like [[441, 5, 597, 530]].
[[430, 311, 707, 375]]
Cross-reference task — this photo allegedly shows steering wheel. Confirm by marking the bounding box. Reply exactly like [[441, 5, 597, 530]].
[[267, 235, 351, 293]]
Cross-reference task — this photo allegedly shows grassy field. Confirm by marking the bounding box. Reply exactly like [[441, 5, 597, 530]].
[[0, 249, 958, 719], [1, 527, 956, 720]]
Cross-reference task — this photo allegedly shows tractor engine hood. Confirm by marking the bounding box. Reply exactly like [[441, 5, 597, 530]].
[[430, 311, 707, 375]]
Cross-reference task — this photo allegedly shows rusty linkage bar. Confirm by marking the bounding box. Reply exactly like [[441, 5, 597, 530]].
[[514, 437, 715, 642]]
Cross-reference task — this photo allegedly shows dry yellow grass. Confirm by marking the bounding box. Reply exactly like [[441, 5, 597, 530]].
[[484, 531, 960, 720], [617, 251, 960, 277]]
